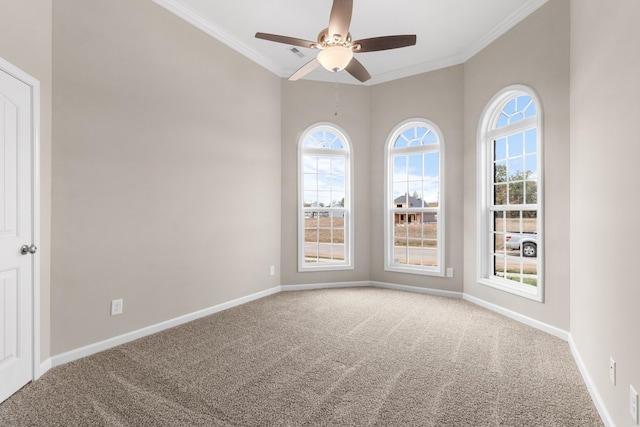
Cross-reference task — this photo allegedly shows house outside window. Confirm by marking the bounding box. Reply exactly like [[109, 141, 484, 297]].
[[298, 123, 353, 271], [385, 119, 444, 276], [477, 85, 544, 301]]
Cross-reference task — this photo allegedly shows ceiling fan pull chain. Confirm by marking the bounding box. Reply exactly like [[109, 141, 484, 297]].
[[334, 74, 340, 116]]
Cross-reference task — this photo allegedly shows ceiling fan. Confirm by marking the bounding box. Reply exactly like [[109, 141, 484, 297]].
[[255, 0, 416, 83]]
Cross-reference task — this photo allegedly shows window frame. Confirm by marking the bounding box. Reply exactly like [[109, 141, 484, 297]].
[[477, 85, 544, 301], [298, 123, 354, 272], [384, 118, 445, 277]]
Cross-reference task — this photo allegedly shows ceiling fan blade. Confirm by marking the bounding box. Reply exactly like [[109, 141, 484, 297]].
[[255, 32, 316, 49], [353, 35, 417, 52], [328, 0, 353, 42], [289, 58, 320, 81], [345, 58, 371, 83]]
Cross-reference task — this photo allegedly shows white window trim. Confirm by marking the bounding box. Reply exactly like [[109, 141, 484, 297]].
[[384, 118, 445, 277], [477, 85, 544, 302], [298, 123, 354, 272]]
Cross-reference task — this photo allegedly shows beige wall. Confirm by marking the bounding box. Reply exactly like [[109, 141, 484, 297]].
[[51, 0, 281, 354], [570, 1, 640, 425], [370, 66, 465, 291], [463, 0, 571, 330], [281, 80, 371, 285], [0, 0, 53, 362]]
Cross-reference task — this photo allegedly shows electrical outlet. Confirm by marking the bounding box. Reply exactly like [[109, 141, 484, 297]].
[[446, 268, 454, 278], [110, 299, 123, 316], [269, 265, 275, 276], [609, 357, 616, 385], [631, 385, 639, 424]]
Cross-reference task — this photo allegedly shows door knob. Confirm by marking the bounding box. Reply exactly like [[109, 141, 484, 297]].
[[20, 244, 37, 255]]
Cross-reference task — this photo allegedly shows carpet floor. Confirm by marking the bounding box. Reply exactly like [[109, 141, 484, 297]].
[[0, 287, 603, 426]]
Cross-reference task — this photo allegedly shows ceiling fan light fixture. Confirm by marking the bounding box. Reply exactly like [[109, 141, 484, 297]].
[[317, 46, 353, 72]]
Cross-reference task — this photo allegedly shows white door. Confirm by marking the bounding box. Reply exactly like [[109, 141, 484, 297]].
[[0, 67, 34, 403]]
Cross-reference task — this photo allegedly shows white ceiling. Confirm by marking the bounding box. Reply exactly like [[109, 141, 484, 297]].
[[152, 0, 548, 86]]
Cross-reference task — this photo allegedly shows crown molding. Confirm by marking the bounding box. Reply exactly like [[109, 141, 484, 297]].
[[461, 0, 549, 63], [152, 0, 285, 77], [152, 0, 549, 85]]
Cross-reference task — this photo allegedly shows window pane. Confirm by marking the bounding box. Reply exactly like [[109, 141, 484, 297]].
[[332, 191, 345, 207], [304, 191, 318, 207], [525, 129, 537, 153], [525, 154, 537, 177], [304, 174, 317, 191], [524, 101, 536, 118], [523, 260, 537, 275], [424, 152, 439, 177], [522, 210, 537, 233], [332, 157, 345, 174], [331, 174, 345, 191], [303, 156, 317, 173], [317, 191, 331, 207], [508, 182, 524, 205], [394, 222, 408, 240], [494, 138, 507, 160], [407, 183, 421, 202], [494, 256, 506, 275], [504, 99, 516, 116], [332, 228, 344, 245], [508, 158, 524, 182], [393, 245, 407, 264], [496, 113, 509, 129], [394, 186, 408, 205], [494, 184, 507, 205], [517, 95, 532, 112], [317, 157, 331, 173], [506, 211, 521, 233], [332, 243, 345, 261], [493, 211, 505, 233], [424, 240, 438, 265], [393, 155, 407, 178], [494, 161, 507, 183], [394, 134, 409, 148], [317, 174, 331, 191], [424, 131, 438, 145], [423, 180, 439, 205], [494, 233, 505, 253], [508, 133, 524, 157], [408, 154, 423, 177], [525, 181, 537, 204]]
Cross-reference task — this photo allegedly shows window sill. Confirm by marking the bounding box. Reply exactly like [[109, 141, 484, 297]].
[[298, 264, 354, 273], [385, 264, 444, 277], [478, 277, 543, 302]]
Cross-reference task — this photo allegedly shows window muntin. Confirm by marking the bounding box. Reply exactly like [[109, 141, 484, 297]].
[[298, 124, 352, 271], [479, 87, 543, 301], [385, 120, 444, 276]]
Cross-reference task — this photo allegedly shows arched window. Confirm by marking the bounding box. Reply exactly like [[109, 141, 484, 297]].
[[385, 119, 444, 276], [298, 124, 353, 271], [478, 85, 543, 301]]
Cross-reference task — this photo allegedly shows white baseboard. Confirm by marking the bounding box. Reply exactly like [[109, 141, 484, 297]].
[[282, 280, 464, 300], [281, 281, 371, 292], [36, 358, 52, 379], [370, 281, 463, 299], [462, 293, 569, 341], [569, 336, 616, 427], [50, 286, 282, 368]]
